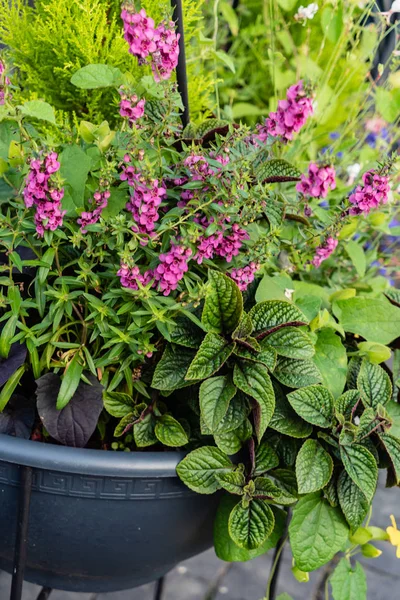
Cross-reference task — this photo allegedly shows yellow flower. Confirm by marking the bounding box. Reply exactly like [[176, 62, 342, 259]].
[[387, 515, 400, 558]]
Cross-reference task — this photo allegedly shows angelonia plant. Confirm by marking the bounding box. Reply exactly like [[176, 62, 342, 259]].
[[0, 1, 399, 598]]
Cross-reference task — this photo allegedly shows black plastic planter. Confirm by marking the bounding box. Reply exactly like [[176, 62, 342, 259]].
[[0, 435, 219, 593]]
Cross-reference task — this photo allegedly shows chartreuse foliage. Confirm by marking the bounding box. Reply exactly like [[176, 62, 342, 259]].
[[170, 271, 400, 586]]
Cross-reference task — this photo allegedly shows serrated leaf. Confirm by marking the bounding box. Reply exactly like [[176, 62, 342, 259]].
[[233, 361, 275, 441], [254, 442, 279, 476], [233, 343, 277, 370], [133, 413, 157, 447], [170, 316, 205, 348], [289, 493, 349, 571], [202, 271, 243, 334], [114, 412, 136, 437], [176, 446, 233, 494], [274, 357, 322, 388], [287, 385, 334, 428], [185, 333, 235, 380], [255, 158, 301, 183], [214, 418, 252, 454], [199, 375, 237, 431], [253, 477, 297, 504], [214, 495, 285, 562], [151, 345, 196, 390], [335, 390, 360, 419], [154, 414, 188, 447], [228, 498, 275, 550], [357, 359, 392, 408], [379, 433, 400, 484], [265, 327, 315, 359], [337, 470, 369, 531], [264, 196, 285, 228], [330, 559, 367, 600], [103, 391, 135, 418], [340, 444, 377, 501], [296, 439, 333, 494], [270, 382, 313, 438], [215, 468, 245, 495], [232, 313, 253, 340], [250, 301, 308, 339], [213, 391, 250, 434]]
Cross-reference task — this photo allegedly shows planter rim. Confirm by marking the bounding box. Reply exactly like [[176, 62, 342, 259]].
[[0, 434, 184, 478]]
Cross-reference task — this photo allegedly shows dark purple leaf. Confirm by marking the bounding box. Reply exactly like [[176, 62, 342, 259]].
[[0, 394, 35, 439], [0, 343, 27, 387], [36, 373, 103, 447]]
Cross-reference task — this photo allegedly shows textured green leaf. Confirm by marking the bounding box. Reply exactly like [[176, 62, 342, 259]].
[[186, 333, 235, 380], [340, 444, 377, 501], [215, 468, 245, 495], [385, 287, 400, 306], [289, 493, 349, 571], [271, 468, 298, 496], [154, 415, 188, 447], [151, 345, 195, 390], [176, 446, 233, 494], [250, 301, 308, 339], [103, 391, 135, 418], [254, 477, 297, 505], [274, 357, 322, 388], [214, 495, 285, 562], [357, 359, 392, 408], [255, 158, 301, 183], [114, 412, 136, 437], [296, 439, 333, 494], [387, 401, 400, 437], [332, 297, 400, 345], [133, 413, 157, 447], [263, 196, 285, 228], [254, 442, 280, 476], [233, 361, 275, 441], [313, 329, 347, 398], [232, 313, 253, 340], [335, 390, 361, 419], [214, 418, 252, 454], [287, 385, 334, 427], [266, 327, 315, 359], [202, 271, 243, 334], [229, 498, 275, 550], [379, 433, 400, 484], [170, 317, 205, 348], [233, 343, 277, 371], [199, 375, 236, 432], [330, 559, 367, 600], [213, 392, 249, 434], [337, 470, 369, 531], [270, 382, 313, 438]]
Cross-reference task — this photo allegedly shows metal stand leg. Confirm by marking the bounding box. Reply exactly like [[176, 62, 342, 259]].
[[10, 466, 33, 600], [36, 587, 53, 600], [154, 577, 165, 600], [268, 508, 291, 600], [171, 0, 190, 127]]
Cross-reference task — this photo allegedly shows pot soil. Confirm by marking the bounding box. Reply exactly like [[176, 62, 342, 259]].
[[0, 434, 219, 593]]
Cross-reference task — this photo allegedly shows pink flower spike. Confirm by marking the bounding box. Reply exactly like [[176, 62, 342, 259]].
[[348, 170, 390, 215], [312, 236, 338, 268], [297, 163, 336, 199]]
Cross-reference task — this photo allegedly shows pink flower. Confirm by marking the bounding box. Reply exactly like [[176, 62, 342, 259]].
[[229, 262, 260, 291], [117, 263, 154, 290], [297, 163, 336, 199], [126, 178, 166, 239], [119, 90, 146, 125], [348, 170, 390, 215], [77, 190, 110, 233], [194, 222, 249, 265], [257, 81, 313, 142], [154, 245, 192, 295], [312, 236, 338, 268], [23, 152, 65, 237], [151, 21, 180, 82], [121, 7, 157, 61]]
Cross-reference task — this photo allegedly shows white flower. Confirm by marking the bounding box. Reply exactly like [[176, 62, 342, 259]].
[[354, 416, 360, 426], [284, 288, 295, 300], [346, 163, 361, 179], [295, 3, 319, 21], [391, 0, 400, 12]]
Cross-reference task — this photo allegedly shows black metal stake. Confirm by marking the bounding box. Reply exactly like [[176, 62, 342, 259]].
[[171, 0, 190, 127], [10, 465, 33, 600], [153, 576, 165, 600], [268, 508, 291, 600], [36, 587, 53, 600]]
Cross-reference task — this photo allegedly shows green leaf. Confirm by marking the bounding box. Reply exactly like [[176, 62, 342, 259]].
[[214, 418, 252, 454], [289, 493, 349, 571], [357, 341, 391, 365], [202, 271, 243, 334], [336, 390, 360, 419], [330, 559, 367, 600], [151, 345, 195, 390], [332, 297, 400, 345], [214, 49, 236, 73], [233, 343, 277, 371], [253, 477, 297, 505], [340, 444, 377, 502], [344, 241, 366, 278], [287, 385, 334, 428], [312, 329, 347, 399], [379, 433, 400, 484], [250, 301, 308, 339], [274, 357, 322, 388], [266, 327, 315, 359], [56, 354, 83, 409], [0, 365, 25, 411], [215, 468, 245, 495], [176, 446, 233, 494], [357, 359, 392, 408], [154, 414, 188, 447], [296, 439, 333, 494], [220, 0, 239, 36], [214, 495, 285, 562], [233, 361, 275, 442], [337, 470, 369, 531], [213, 392, 250, 434], [185, 333, 235, 380], [133, 413, 157, 447], [387, 401, 400, 437], [114, 412, 136, 437], [254, 442, 279, 476], [18, 100, 56, 124], [103, 391, 135, 417], [232, 313, 253, 340], [70, 64, 123, 89], [255, 158, 301, 183], [199, 375, 236, 432], [321, 6, 343, 43], [59, 145, 92, 213], [170, 317, 205, 348], [101, 188, 128, 218], [270, 382, 313, 438], [228, 498, 275, 550]]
